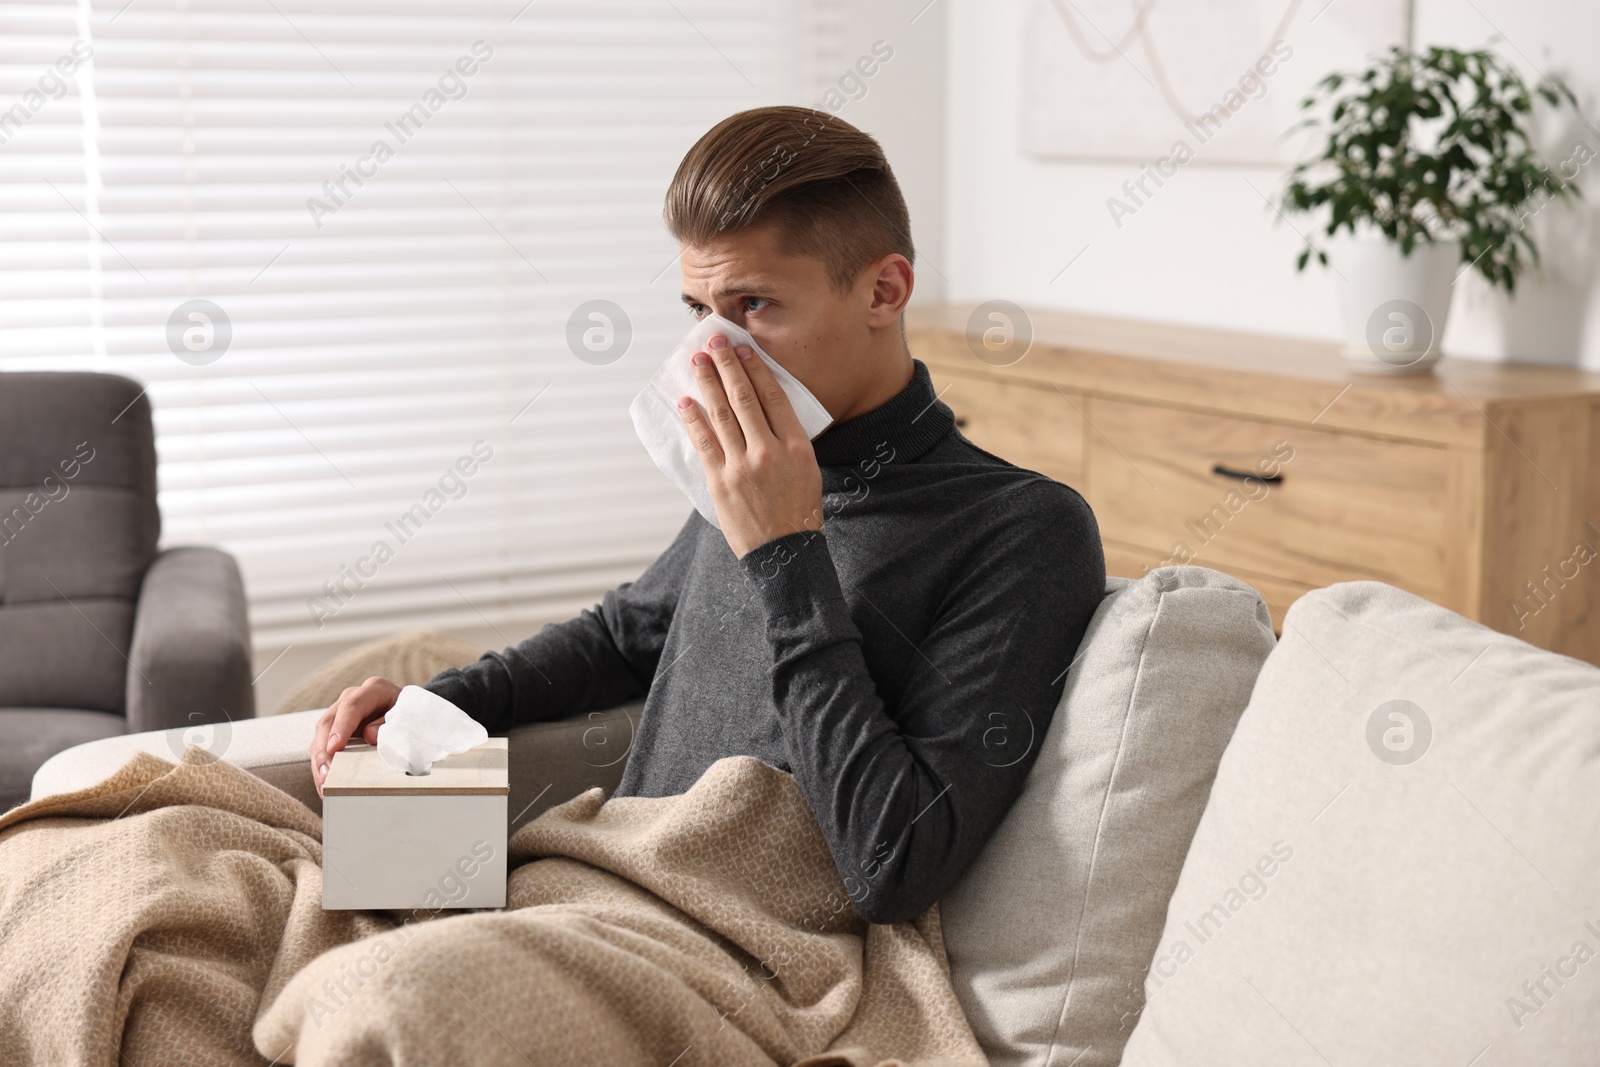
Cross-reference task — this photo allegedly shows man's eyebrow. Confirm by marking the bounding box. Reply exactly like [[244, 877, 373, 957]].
[[680, 284, 781, 304]]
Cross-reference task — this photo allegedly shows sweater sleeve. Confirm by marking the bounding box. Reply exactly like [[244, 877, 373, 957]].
[[424, 512, 703, 733], [737, 481, 1104, 925]]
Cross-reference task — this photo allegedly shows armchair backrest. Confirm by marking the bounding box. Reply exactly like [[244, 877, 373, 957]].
[[0, 372, 160, 714]]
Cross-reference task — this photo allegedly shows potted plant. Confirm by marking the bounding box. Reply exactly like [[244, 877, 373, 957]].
[[1279, 44, 1581, 373]]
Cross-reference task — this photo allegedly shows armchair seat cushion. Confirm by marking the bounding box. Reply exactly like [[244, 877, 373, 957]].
[[1, 709, 125, 811]]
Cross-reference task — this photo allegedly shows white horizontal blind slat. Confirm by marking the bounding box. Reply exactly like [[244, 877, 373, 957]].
[[3, 0, 806, 646]]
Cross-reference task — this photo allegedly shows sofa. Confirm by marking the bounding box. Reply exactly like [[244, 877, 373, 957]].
[[30, 566, 1600, 1064], [1, 372, 253, 811]]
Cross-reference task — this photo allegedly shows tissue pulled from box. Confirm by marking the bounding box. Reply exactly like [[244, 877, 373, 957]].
[[376, 685, 489, 776], [628, 312, 833, 529]]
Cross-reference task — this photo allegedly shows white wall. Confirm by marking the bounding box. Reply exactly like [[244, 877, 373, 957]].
[[942, 0, 1600, 366], [805, 0, 948, 306]]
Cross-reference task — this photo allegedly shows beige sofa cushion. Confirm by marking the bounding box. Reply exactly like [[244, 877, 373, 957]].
[[1123, 581, 1600, 1065], [942, 567, 1277, 1067]]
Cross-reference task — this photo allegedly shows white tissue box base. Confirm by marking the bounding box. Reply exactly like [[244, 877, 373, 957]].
[[322, 794, 507, 910], [321, 736, 509, 911]]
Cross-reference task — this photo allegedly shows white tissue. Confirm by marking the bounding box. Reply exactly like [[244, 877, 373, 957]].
[[628, 312, 834, 529], [376, 685, 489, 776]]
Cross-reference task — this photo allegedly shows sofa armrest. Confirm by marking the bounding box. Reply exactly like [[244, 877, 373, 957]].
[[32, 708, 324, 812], [126, 546, 254, 734], [33, 700, 642, 828]]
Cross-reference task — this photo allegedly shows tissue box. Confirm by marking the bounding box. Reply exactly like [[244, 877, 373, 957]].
[[321, 737, 508, 910]]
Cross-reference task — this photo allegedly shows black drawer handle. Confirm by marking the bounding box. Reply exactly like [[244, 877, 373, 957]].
[[1211, 463, 1282, 484], [954, 416, 968, 428]]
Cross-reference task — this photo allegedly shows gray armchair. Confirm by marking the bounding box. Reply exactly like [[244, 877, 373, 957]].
[[0, 372, 252, 810]]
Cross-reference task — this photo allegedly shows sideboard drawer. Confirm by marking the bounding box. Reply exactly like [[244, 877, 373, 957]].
[[927, 368, 1086, 484], [1083, 397, 1452, 597]]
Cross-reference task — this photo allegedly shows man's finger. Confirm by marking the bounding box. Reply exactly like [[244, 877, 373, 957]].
[[326, 684, 385, 755], [310, 712, 333, 796], [361, 715, 386, 747], [691, 340, 747, 454], [678, 391, 726, 470], [710, 341, 774, 445], [733, 343, 808, 442], [325, 694, 365, 755]]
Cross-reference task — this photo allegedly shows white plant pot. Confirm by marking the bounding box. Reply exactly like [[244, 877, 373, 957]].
[[1328, 234, 1460, 375]]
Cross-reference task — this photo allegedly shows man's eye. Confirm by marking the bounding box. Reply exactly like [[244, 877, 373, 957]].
[[686, 303, 707, 319], [744, 297, 769, 313]]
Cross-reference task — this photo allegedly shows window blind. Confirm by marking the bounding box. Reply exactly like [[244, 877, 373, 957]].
[[2, 0, 815, 647]]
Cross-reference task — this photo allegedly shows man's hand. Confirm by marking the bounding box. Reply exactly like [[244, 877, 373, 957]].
[[678, 333, 824, 558], [309, 676, 401, 799]]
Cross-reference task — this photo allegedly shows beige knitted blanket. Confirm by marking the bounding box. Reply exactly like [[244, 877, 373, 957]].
[[0, 745, 985, 1066]]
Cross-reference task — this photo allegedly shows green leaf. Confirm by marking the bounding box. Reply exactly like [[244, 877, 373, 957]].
[[1271, 43, 1579, 294]]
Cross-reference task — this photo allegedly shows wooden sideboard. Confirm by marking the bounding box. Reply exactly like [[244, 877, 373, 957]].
[[906, 304, 1600, 667]]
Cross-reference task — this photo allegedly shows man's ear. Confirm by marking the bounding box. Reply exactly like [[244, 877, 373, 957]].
[[863, 253, 913, 328]]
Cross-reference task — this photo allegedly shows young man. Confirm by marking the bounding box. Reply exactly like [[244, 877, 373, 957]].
[[311, 106, 1105, 924]]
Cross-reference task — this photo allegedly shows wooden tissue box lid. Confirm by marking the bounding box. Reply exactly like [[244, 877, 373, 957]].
[[323, 737, 508, 797]]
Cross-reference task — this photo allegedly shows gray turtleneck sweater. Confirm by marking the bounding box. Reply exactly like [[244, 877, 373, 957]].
[[425, 357, 1105, 924]]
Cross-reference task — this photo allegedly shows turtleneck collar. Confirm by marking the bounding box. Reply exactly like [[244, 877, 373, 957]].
[[810, 359, 954, 469]]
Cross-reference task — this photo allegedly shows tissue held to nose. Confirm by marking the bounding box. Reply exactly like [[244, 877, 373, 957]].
[[376, 686, 489, 776], [628, 312, 833, 529]]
